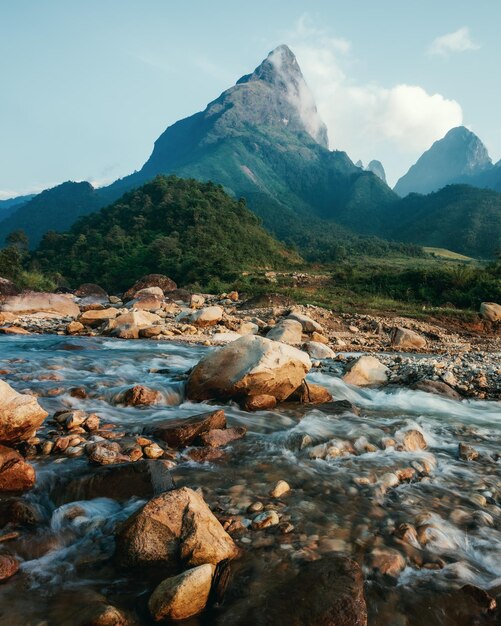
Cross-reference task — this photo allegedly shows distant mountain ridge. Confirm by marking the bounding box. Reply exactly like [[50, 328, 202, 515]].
[[394, 126, 493, 196]]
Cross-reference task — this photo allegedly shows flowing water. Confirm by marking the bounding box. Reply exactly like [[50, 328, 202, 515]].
[[0, 335, 500, 625]]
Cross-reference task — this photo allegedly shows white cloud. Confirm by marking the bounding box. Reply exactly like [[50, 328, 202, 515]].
[[285, 15, 464, 185], [428, 27, 480, 57]]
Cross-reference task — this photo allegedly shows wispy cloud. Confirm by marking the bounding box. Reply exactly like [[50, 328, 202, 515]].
[[284, 14, 463, 184], [428, 27, 480, 57]]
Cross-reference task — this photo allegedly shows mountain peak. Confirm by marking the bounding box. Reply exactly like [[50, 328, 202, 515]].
[[234, 44, 329, 147], [394, 125, 492, 196]]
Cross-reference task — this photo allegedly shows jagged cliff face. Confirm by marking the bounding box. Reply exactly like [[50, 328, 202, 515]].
[[394, 126, 492, 196]]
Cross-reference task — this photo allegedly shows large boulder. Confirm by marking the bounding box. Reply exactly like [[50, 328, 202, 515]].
[[0, 444, 36, 493], [106, 310, 162, 339], [304, 341, 335, 359], [148, 564, 214, 621], [0, 291, 79, 317], [218, 556, 367, 626], [266, 319, 303, 344], [391, 327, 427, 350], [151, 410, 226, 448], [187, 306, 224, 328], [186, 336, 311, 402], [343, 356, 389, 387], [78, 308, 119, 327], [74, 283, 109, 306], [123, 274, 177, 302], [115, 486, 238, 571], [0, 380, 48, 444], [287, 312, 323, 333], [480, 302, 501, 322]]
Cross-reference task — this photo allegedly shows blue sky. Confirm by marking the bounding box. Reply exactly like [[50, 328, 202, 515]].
[[1, 0, 499, 196]]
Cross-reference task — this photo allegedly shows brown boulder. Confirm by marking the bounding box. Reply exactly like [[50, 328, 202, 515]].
[[400, 429, 427, 452], [391, 327, 427, 350], [151, 410, 226, 448], [0, 554, 20, 581], [117, 385, 163, 407], [198, 426, 247, 448], [115, 486, 238, 571], [0, 444, 36, 493], [243, 394, 277, 412], [123, 274, 177, 302], [78, 308, 119, 327], [0, 379, 48, 444], [287, 382, 332, 404]]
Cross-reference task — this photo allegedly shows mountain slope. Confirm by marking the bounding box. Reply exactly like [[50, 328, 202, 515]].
[[394, 127, 492, 197], [0, 182, 103, 248], [386, 185, 501, 258], [0, 194, 35, 221], [35, 176, 301, 290]]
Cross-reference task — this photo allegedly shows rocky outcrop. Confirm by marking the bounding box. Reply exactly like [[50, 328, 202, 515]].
[[151, 410, 227, 448], [0, 292, 79, 317], [187, 336, 311, 402], [123, 274, 177, 301], [0, 379, 48, 444], [343, 356, 389, 387], [480, 302, 501, 322], [0, 444, 36, 492], [148, 564, 214, 621], [115, 486, 238, 571]]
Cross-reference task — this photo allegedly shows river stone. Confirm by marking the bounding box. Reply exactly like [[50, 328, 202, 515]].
[[458, 442, 479, 461], [480, 302, 501, 322], [198, 426, 247, 448], [0, 379, 48, 444], [78, 308, 119, 326], [219, 556, 367, 626], [116, 385, 163, 407], [0, 291, 80, 318], [186, 335, 311, 402], [287, 382, 332, 404], [391, 327, 427, 350], [243, 394, 277, 411], [188, 306, 224, 327], [0, 444, 36, 493], [411, 379, 461, 400], [304, 341, 335, 359], [287, 312, 323, 333], [148, 564, 214, 621], [266, 319, 303, 344], [151, 410, 227, 447], [115, 486, 238, 571], [0, 554, 20, 581], [123, 274, 177, 301], [57, 459, 175, 504], [343, 356, 389, 387], [400, 430, 427, 451]]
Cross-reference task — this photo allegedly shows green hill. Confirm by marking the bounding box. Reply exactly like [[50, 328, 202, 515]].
[[35, 176, 301, 291]]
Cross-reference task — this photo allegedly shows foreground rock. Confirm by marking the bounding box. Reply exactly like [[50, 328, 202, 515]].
[[148, 564, 214, 621], [0, 444, 36, 492], [151, 410, 227, 448], [115, 486, 238, 571], [186, 336, 311, 402], [219, 556, 367, 626], [0, 379, 48, 443], [0, 291, 79, 317], [343, 356, 389, 387]]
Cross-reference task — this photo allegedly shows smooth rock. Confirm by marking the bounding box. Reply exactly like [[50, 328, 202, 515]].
[[186, 336, 311, 402], [266, 319, 303, 344], [391, 327, 427, 350], [304, 341, 335, 359], [0, 444, 36, 492], [287, 382, 332, 404], [198, 427, 247, 448], [0, 291, 79, 317], [148, 563, 214, 621], [0, 379, 48, 444], [151, 410, 226, 448], [480, 302, 501, 322], [243, 394, 277, 412], [117, 385, 163, 407], [343, 356, 389, 387]]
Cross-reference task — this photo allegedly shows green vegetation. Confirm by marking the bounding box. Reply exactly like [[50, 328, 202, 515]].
[[0, 230, 58, 291], [34, 176, 300, 291]]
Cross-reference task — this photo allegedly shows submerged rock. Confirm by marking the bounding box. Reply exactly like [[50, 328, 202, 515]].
[[186, 335, 311, 402], [115, 486, 238, 571], [151, 410, 227, 448], [116, 385, 163, 407], [0, 444, 36, 493], [0, 379, 48, 444], [148, 563, 214, 621], [198, 427, 247, 448]]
